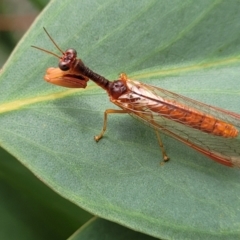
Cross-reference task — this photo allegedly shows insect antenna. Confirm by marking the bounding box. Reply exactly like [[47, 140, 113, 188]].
[[42, 27, 64, 54], [31, 27, 65, 59], [31, 45, 62, 59]]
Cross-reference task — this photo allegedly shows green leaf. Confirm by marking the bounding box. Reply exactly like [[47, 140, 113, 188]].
[[1, 0, 240, 239], [0, 147, 92, 239], [69, 217, 159, 240]]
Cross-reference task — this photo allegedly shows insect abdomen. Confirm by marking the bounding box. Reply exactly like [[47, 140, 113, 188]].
[[149, 100, 238, 138]]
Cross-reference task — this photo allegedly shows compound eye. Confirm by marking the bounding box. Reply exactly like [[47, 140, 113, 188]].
[[59, 61, 70, 71]]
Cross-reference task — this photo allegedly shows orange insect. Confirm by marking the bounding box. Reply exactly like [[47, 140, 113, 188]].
[[32, 28, 240, 168]]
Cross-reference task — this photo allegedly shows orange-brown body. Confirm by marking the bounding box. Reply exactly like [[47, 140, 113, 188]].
[[148, 99, 238, 138], [113, 78, 238, 139]]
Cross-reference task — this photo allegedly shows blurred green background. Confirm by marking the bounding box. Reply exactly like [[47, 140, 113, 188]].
[[0, 0, 49, 67]]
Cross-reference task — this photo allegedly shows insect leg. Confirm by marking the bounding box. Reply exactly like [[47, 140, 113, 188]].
[[94, 109, 129, 142], [154, 128, 170, 163]]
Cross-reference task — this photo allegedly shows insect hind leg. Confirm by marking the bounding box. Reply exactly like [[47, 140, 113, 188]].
[[95, 108, 170, 165], [154, 128, 170, 163]]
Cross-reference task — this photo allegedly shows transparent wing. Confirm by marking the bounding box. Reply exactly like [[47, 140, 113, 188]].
[[144, 82, 240, 127], [113, 79, 240, 168]]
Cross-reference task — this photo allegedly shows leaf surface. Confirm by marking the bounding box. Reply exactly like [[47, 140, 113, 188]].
[[1, 1, 240, 239]]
